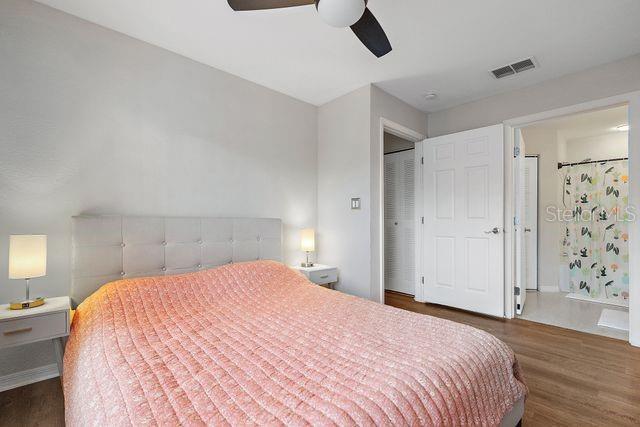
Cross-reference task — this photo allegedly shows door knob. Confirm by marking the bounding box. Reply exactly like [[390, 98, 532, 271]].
[[484, 227, 500, 235], [524, 228, 532, 232]]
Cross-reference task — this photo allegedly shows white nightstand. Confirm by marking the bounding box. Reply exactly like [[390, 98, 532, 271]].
[[0, 296, 71, 376], [291, 264, 338, 289]]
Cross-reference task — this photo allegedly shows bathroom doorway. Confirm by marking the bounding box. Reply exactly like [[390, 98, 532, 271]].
[[513, 105, 630, 339]]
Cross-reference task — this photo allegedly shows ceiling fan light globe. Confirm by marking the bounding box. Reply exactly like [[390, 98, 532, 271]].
[[316, 0, 366, 28]]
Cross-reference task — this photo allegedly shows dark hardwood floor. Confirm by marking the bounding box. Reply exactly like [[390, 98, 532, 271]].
[[385, 291, 640, 426], [1, 293, 638, 426], [0, 377, 64, 427]]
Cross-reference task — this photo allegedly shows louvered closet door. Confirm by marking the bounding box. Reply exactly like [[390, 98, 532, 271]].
[[421, 124, 504, 317], [384, 150, 416, 295]]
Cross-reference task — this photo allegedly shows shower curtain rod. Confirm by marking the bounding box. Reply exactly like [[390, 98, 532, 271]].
[[557, 157, 628, 169]]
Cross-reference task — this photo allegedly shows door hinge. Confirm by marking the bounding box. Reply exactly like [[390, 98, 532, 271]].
[[514, 286, 521, 296], [421, 216, 424, 224], [514, 146, 520, 158], [421, 157, 424, 165], [421, 276, 424, 285]]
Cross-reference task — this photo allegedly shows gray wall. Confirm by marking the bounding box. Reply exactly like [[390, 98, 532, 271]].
[[317, 85, 427, 301], [317, 86, 372, 298], [428, 54, 640, 137], [369, 87, 427, 302], [0, 0, 317, 376]]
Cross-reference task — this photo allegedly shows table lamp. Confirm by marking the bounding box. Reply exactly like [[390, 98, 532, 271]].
[[300, 228, 315, 267], [8, 235, 47, 310]]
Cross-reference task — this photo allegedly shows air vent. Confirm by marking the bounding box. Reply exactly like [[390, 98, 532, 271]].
[[511, 58, 535, 73], [491, 65, 515, 79], [490, 57, 537, 79]]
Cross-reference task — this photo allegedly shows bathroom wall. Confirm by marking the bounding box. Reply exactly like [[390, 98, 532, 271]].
[[561, 132, 628, 163], [522, 128, 563, 291]]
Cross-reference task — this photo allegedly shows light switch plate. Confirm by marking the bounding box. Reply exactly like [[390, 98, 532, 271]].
[[351, 198, 361, 210]]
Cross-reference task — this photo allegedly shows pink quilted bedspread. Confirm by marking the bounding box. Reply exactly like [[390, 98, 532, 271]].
[[64, 261, 526, 426]]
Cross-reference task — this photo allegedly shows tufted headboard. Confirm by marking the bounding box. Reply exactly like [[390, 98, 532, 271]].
[[71, 215, 282, 305]]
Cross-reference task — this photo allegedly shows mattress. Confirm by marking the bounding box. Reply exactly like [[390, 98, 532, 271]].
[[63, 261, 527, 426]]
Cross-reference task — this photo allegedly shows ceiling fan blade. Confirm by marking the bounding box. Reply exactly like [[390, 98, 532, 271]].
[[227, 0, 315, 11], [350, 8, 392, 58]]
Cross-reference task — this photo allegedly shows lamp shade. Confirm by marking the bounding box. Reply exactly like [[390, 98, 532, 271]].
[[9, 235, 47, 279], [300, 229, 315, 252]]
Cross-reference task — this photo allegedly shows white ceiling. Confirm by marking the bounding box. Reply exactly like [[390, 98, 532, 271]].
[[36, 0, 640, 112], [525, 105, 628, 142]]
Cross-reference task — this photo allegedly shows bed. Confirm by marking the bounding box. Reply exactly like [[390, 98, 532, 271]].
[[64, 216, 527, 426]]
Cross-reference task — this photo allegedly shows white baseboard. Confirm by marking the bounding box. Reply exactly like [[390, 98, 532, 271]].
[[538, 285, 560, 292], [566, 292, 629, 308], [0, 364, 59, 393], [598, 309, 629, 331]]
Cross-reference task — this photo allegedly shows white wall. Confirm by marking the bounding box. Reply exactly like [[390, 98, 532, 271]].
[[628, 95, 640, 347], [0, 0, 317, 376], [562, 132, 628, 163], [428, 54, 640, 137], [317, 86, 372, 298], [522, 128, 562, 291]]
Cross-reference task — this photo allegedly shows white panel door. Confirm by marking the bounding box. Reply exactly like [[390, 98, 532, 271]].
[[384, 150, 416, 295], [421, 124, 504, 316], [524, 157, 539, 290]]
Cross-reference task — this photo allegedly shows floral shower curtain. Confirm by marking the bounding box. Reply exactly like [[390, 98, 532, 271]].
[[561, 160, 630, 306]]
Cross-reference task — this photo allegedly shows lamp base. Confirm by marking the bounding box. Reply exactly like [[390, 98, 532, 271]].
[[300, 262, 315, 268], [9, 297, 45, 310]]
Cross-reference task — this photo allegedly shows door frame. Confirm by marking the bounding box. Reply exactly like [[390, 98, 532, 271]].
[[503, 91, 640, 348], [378, 118, 426, 304], [514, 129, 527, 315]]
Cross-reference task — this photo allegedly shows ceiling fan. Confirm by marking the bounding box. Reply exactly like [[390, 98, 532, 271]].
[[227, 0, 392, 58]]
